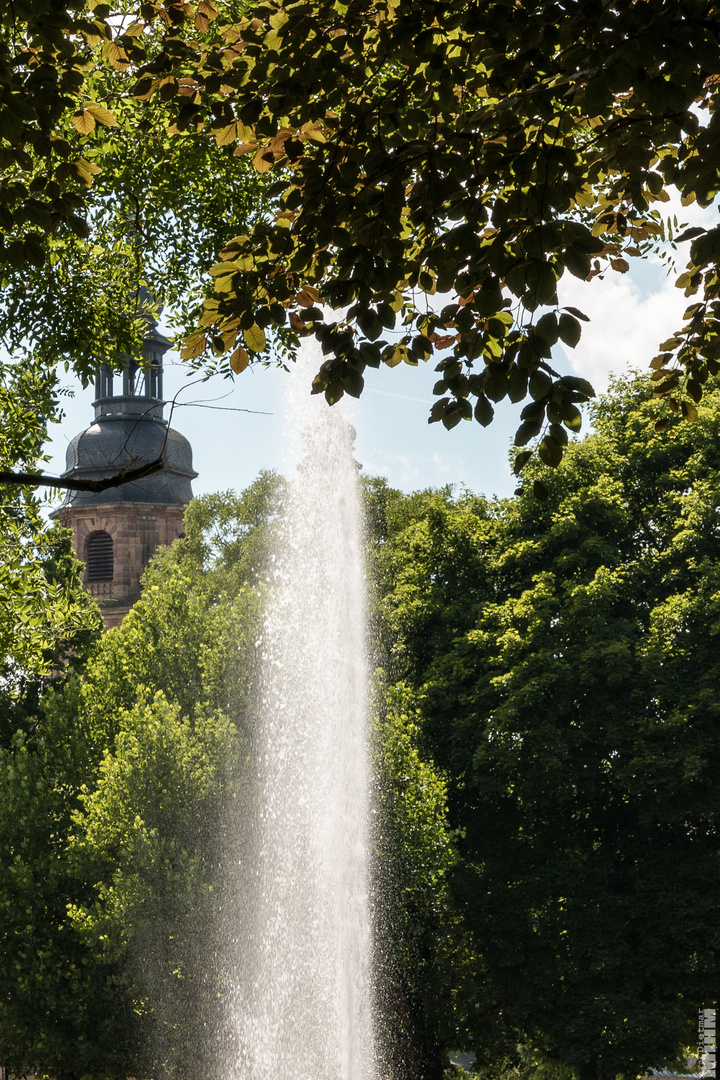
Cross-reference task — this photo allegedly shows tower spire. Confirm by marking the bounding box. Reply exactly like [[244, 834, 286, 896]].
[[50, 321, 197, 629]]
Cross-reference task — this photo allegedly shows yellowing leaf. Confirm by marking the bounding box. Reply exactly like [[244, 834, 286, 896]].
[[180, 333, 207, 360], [101, 39, 128, 70], [133, 77, 155, 100], [268, 128, 293, 152], [214, 122, 237, 146], [72, 158, 102, 187], [301, 122, 327, 144], [72, 110, 96, 135], [269, 8, 289, 28], [209, 261, 238, 276], [86, 103, 117, 127], [384, 345, 406, 367], [429, 333, 458, 350], [195, 0, 218, 29], [297, 286, 321, 307], [252, 147, 275, 173], [177, 78, 200, 96], [209, 256, 253, 275], [243, 324, 266, 352], [235, 121, 254, 142], [230, 346, 250, 373]]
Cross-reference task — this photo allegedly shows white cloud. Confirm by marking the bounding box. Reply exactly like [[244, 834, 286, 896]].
[[359, 447, 468, 489], [554, 192, 718, 391], [556, 267, 689, 392]]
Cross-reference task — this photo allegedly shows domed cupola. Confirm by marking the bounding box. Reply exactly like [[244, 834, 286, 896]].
[[51, 321, 197, 629]]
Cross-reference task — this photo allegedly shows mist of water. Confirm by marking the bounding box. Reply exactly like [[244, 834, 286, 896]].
[[227, 344, 376, 1080]]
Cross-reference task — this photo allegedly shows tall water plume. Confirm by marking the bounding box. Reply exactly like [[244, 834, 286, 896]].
[[228, 343, 375, 1080]]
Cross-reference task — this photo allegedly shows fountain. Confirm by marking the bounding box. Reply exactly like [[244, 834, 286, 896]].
[[227, 343, 376, 1080]]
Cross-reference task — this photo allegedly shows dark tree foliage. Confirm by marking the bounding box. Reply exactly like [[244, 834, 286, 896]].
[[3, 0, 720, 468], [163, 0, 720, 473], [0, 0, 274, 377], [377, 378, 720, 1080]]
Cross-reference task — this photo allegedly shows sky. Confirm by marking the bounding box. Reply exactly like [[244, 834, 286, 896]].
[[43, 194, 715, 507]]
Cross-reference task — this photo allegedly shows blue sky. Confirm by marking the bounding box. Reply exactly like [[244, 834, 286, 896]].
[[43, 194, 714, 505]]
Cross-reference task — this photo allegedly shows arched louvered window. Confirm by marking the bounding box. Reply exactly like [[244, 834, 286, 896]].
[[86, 531, 114, 582]]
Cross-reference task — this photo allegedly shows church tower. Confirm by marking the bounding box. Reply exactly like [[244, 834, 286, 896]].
[[51, 322, 197, 630]]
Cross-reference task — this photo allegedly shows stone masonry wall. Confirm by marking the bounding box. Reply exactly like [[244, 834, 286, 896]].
[[54, 502, 186, 630]]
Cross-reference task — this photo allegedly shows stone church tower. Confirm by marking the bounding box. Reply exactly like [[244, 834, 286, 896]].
[[51, 323, 197, 629]]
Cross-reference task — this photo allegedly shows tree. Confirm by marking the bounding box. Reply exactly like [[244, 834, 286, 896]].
[[4, 0, 720, 479], [67, 694, 242, 1080], [374, 679, 467, 1080], [377, 375, 720, 1079], [0, 0, 279, 383], [0, 355, 103, 731], [0, 356, 111, 1080], [81, 474, 461, 1080], [0, 479, 282, 1080], [0, 473, 462, 1080], [0, 675, 114, 1080], [18, 478, 282, 1080], [142, 0, 720, 473]]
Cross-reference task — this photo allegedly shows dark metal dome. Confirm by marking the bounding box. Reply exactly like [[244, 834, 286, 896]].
[[55, 322, 197, 509], [58, 416, 196, 508]]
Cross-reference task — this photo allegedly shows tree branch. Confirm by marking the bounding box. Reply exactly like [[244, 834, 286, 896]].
[[0, 457, 165, 493]]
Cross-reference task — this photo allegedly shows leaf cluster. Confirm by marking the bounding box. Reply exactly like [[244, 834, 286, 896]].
[[375, 375, 720, 1079], [115, 0, 720, 470]]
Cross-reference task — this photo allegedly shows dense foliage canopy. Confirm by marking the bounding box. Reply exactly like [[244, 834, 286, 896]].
[[2, 0, 720, 471], [5, 377, 720, 1079], [147, 0, 720, 473], [0, 473, 452, 1080], [0, 0, 273, 378], [376, 374, 720, 1080]]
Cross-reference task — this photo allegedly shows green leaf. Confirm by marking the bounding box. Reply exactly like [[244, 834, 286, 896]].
[[243, 325, 266, 352], [429, 398, 449, 422], [557, 375, 595, 399], [507, 365, 528, 403], [538, 435, 563, 467], [342, 368, 365, 398], [514, 419, 543, 446], [563, 306, 590, 322], [558, 313, 582, 349], [384, 344, 407, 367], [529, 371, 552, 400], [564, 247, 592, 280], [485, 369, 509, 402], [513, 449, 532, 475], [526, 262, 557, 305], [535, 312, 559, 345], [474, 395, 494, 427], [560, 401, 583, 431]]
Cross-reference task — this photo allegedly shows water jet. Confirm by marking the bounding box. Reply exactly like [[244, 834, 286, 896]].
[[228, 344, 376, 1080]]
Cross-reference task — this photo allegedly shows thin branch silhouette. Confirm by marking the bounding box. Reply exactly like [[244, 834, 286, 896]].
[[0, 456, 164, 493], [0, 378, 271, 492]]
